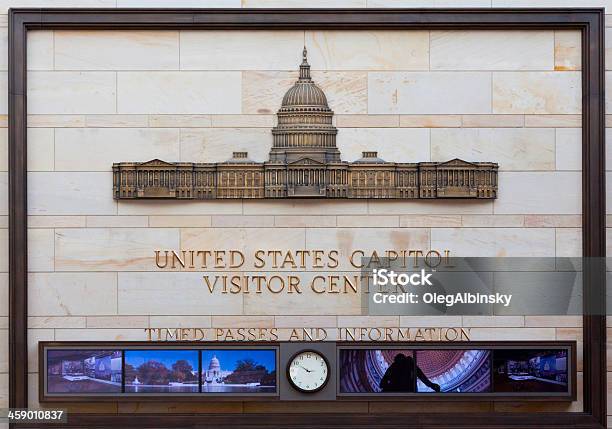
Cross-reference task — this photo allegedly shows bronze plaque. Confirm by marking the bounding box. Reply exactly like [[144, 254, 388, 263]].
[[113, 49, 498, 200]]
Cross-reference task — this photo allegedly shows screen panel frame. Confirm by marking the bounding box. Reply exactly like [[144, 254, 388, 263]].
[[38, 341, 575, 402], [336, 342, 576, 400], [39, 342, 280, 402], [9, 7, 605, 428]]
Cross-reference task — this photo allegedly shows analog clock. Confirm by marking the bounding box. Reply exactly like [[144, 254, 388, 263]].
[[287, 350, 330, 393]]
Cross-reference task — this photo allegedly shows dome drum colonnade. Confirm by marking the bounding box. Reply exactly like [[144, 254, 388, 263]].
[[113, 48, 498, 200]]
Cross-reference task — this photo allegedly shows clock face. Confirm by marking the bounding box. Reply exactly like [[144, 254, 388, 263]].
[[287, 350, 330, 393]]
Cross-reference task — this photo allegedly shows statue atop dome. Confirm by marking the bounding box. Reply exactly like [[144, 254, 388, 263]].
[[270, 47, 340, 170], [300, 46, 310, 79], [113, 49, 499, 200]]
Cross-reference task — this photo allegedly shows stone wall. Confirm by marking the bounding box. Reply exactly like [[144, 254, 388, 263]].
[[0, 1, 609, 427]]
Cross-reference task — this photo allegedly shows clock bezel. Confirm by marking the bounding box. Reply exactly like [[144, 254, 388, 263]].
[[286, 349, 331, 394]]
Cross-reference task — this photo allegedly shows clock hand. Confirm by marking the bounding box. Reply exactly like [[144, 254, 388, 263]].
[[294, 365, 313, 373]]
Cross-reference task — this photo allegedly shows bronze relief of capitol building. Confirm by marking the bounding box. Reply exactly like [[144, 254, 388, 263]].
[[113, 49, 498, 200]]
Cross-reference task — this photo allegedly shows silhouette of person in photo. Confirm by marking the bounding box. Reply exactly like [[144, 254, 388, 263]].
[[379, 353, 441, 393]]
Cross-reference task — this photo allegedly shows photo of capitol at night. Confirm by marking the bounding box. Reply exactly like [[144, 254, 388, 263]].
[[113, 49, 498, 200]]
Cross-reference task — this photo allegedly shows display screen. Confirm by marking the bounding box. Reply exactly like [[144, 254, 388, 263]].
[[492, 349, 569, 393], [42, 345, 572, 398], [339, 348, 569, 395], [339, 349, 416, 393], [415, 350, 491, 393], [124, 350, 199, 393], [46, 349, 122, 394], [201, 349, 277, 393]]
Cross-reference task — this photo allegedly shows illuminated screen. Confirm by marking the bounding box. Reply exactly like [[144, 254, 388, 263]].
[[124, 350, 199, 393], [415, 350, 491, 393], [492, 349, 569, 393], [339, 349, 416, 393], [201, 349, 277, 393], [339, 349, 491, 394], [43, 346, 572, 398], [47, 349, 122, 394]]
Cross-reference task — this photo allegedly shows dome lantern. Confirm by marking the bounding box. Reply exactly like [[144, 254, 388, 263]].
[[271, 47, 340, 165], [299, 46, 311, 80]]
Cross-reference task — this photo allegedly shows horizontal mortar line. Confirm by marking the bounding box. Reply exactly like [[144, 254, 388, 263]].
[[25, 113, 583, 117], [30, 315, 118, 318], [24, 119, 583, 124], [0, 214, 548, 218], [29, 124, 572, 128], [27, 126, 529, 130], [13, 123, 228, 128], [80, 314, 352, 317], [27, 68, 578, 73], [22, 126, 582, 129], [76, 125, 272, 128], [33, 68, 300, 73], [34, 225, 581, 229]]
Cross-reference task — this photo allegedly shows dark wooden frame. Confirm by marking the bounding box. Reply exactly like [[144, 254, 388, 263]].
[[8, 7, 606, 429], [37, 341, 577, 403]]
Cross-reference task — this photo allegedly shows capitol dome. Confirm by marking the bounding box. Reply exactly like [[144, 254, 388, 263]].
[[281, 80, 328, 108], [280, 51, 329, 109], [208, 355, 220, 371], [270, 47, 340, 165]]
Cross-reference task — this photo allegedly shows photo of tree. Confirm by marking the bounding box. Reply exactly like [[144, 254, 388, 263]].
[[124, 350, 199, 393]]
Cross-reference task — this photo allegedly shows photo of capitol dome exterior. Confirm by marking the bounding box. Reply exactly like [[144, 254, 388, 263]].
[[113, 49, 498, 200], [202, 354, 233, 384]]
